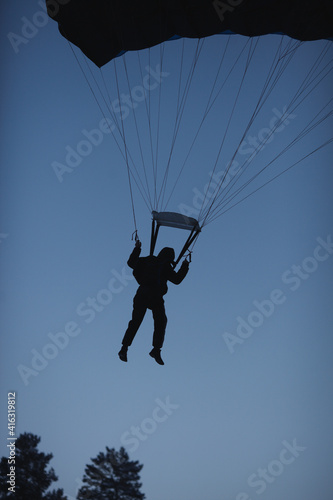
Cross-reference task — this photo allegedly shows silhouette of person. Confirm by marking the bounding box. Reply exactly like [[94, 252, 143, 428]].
[[118, 239, 189, 365]]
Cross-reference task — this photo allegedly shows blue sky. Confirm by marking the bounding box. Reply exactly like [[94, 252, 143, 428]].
[[1, 2, 333, 500]]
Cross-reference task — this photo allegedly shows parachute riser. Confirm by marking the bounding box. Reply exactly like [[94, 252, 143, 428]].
[[149, 211, 201, 266], [150, 219, 200, 267], [173, 227, 200, 267], [150, 219, 160, 256]]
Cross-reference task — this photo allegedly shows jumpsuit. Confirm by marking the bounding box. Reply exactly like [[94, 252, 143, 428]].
[[122, 246, 188, 348]]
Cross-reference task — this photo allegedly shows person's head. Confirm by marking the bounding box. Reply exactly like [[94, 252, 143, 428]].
[[157, 247, 175, 264]]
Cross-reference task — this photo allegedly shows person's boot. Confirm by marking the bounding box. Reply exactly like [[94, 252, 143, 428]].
[[118, 345, 128, 362], [149, 347, 164, 365]]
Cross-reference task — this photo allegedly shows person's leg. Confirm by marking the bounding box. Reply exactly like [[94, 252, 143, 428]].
[[119, 292, 146, 361], [152, 299, 167, 349], [149, 299, 167, 365]]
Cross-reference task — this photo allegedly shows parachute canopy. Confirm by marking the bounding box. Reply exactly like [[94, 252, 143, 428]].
[[47, 0, 333, 263], [46, 0, 333, 67]]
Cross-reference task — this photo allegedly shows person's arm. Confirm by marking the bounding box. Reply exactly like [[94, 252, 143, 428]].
[[167, 259, 189, 285], [127, 240, 142, 269]]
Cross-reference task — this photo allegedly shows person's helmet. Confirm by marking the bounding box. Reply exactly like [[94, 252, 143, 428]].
[[157, 247, 175, 263]]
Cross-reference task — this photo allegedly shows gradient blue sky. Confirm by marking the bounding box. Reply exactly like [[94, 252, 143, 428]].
[[1, 2, 333, 500]]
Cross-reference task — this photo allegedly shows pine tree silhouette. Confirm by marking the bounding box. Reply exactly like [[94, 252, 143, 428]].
[[77, 447, 145, 500], [0, 432, 67, 499]]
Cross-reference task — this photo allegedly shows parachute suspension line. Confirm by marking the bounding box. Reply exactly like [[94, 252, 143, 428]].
[[158, 38, 206, 210], [136, 49, 158, 209], [157, 38, 186, 210], [203, 43, 333, 224], [206, 98, 333, 224], [148, 46, 159, 209], [108, 0, 164, 215], [98, 65, 154, 210], [67, 41, 127, 162], [198, 37, 242, 119], [175, 40, 186, 132], [121, 55, 153, 211], [113, 58, 138, 233], [162, 39, 206, 198], [196, 38, 281, 225], [169, 40, 201, 152], [162, 36, 253, 211], [106, 0, 155, 215], [204, 38, 296, 200], [200, 38, 301, 224], [154, 0, 173, 200], [252, 38, 300, 115], [173, 229, 201, 267], [209, 135, 333, 223], [67, 40, 152, 215], [287, 43, 333, 112], [158, 37, 187, 210], [142, 43, 166, 211], [198, 37, 306, 227], [68, 32, 331, 233], [162, 38, 260, 218], [198, 37, 260, 228], [153, 42, 166, 208]]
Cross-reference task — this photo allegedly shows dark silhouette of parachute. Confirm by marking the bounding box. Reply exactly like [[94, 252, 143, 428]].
[[46, 0, 333, 239], [46, 0, 333, 67]]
